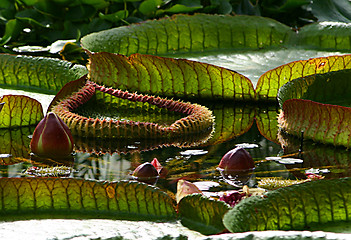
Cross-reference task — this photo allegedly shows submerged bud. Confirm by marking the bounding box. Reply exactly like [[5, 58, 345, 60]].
[[30, 112, 74, 159]]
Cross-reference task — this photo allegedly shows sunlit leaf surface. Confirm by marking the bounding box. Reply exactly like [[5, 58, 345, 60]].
[[224, 177, 351, 232], [88, 52, 255, 100], [256, 54, 351, 100], [81, 14, 293, 55], [0, 54, 87, 94], [0, 178, 176, 221], [0, 95, 43, 128]]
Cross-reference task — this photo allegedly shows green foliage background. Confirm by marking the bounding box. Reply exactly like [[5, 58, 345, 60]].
[[0, 0, 319, 48]]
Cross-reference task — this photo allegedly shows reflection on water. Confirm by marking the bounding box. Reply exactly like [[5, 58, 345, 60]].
[[1, 104, 350, 193]]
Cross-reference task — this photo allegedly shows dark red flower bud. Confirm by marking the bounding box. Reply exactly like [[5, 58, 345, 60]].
[[132, 162, 159, 185], [218, 147, 254, 171], [218, 147, 255, 187], [30, 112, 74, 158]]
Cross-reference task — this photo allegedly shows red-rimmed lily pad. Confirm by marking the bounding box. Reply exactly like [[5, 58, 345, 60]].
[[87, 51, 255, 101], [256, 54, 351, 101], [278, 69, 351, 147]]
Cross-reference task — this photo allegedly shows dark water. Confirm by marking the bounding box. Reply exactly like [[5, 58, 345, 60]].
[[1, 101, 350, 194]]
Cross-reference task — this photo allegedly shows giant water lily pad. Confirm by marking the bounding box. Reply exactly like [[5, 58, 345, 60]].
[[81, 14, 294, 55], [0, 177, 176, 221], [223, 177, 351, 232], [278, 69, 351, 147]]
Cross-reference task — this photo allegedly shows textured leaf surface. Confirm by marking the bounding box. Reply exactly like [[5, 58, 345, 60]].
[[88, 52, 255, 100], [278, 99, 351, 147], [178, 194, 230, 235], [298, 22, 351, 51], [278, 69, 351, 107], [81, 14, 293, 55], [0, 54, 87, 94], [0, 95, 43, 128], [277, 69, 351, 147], [0, 178, 176, 221], [223, 177, 351, 232], [256, 54, 351, 100]]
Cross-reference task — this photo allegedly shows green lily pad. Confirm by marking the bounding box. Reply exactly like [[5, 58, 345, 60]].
[[0, 54, 87, 94], [277, 69, 351, 147], [0, 178, 177, 221], [0, 95, 43, 128], [223, 177, 351, 232], [87, 51, 255, 101], [81, 14, 293, 55], [178, 193, 230, 235]]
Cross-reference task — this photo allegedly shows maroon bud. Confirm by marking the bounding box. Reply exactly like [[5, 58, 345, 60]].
[[30, 112, 74, 159], [132, 162, 159, 184], [218, 147, 254, 171]]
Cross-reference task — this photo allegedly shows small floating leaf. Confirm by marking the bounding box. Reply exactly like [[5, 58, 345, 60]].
[[179, 150, 208, 156]]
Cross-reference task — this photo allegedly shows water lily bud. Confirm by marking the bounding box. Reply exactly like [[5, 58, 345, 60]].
[[151, 158, 163, 173], [132, 162, 159, 184], [218, 147, 254, 171], [30, 112, 74, 158]]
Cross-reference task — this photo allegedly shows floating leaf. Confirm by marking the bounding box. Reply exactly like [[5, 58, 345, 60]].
[[256, 54, 351, 100], [178, 193, 230, 235], [87, 51, 255, 101], [0, 178, 177, 221], [81, 14, 293, 55], [0, 95, 43, 128], [0, 54, 87, 94], [298, 22, 351, 51], [223, 177, 351, 232], [277, 69, 351, 147], [279, 99, 351, 147]]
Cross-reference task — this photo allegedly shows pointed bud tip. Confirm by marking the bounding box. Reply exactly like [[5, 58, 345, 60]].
[[30, 112, 74, 159]]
